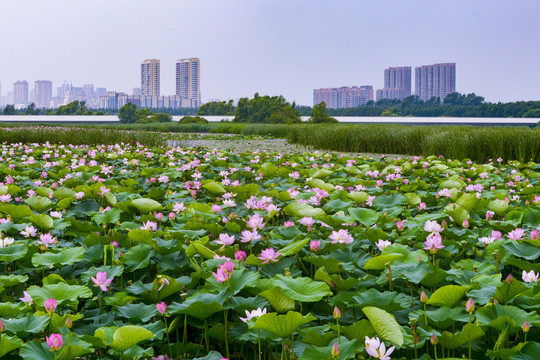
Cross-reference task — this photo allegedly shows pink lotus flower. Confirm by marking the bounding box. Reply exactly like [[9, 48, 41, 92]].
[[284, 221, 295, 228], [300, 217, 315, 231], [37, 233, 57, 247], [140, 221, 158, 231], [239, 307, 267, 322], [259, 248, 280, 264], [44, 298, 57, 313], [310, 240, 320, 252], [247, 213, 265, 230], [46, 333, 63, 351], [19, 290, 33, 305], [20, 225, 37, 238], [523, 270, 539, 283], [235, 250, 247, 262], [329, 229, 354, 244], [423, 233, 444, 254], [478, 236, 495, 245], [172, 202, 186, 213], [156, 301, 167, 315], [240, 229, 261, 243], [91, 272, 114, 291], [365, 336, 394, 360], [531, 230, 539, 240], [215, 233, 235, 246], [492, 230, 502, 240], [424, 220, 442, 234], [212, 267, 231, 283], [157, 277, 169, 291], [376, 239, 392, 252], [507, 228, 525, 241]]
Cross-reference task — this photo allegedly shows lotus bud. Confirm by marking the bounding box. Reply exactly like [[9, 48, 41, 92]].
[[396, 221, 404, 231], [65, 318, 73, 328], [331, 342, 340, 358], [523, 321, 530, 333], [420, 290, 428, 303], [0, 318, 5, 333], [44, 298, 57, 313], [462, 219, 469, 228], [222, 261, 235, 274], [466, 298, 475, 313], [531, 230, 539, 240], [235, 250, 246, 262], [430, 333, 438, 345], [333, 306, 341, 320], [310, 240, 320, 252], [441, 219, 447, 229], [506, 273, 513, 284], [46, 333, 63, 351], [168, 212, 176, 221], [156, 301, 167, 315]]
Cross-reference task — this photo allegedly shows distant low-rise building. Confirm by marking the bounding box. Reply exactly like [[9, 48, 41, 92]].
[[313, 86, 373, 108]]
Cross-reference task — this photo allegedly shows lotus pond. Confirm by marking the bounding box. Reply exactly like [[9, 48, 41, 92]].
[[0, 141, 539, 360]]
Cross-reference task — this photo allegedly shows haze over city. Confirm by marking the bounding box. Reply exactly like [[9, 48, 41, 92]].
[[0, 0, 539, 105]]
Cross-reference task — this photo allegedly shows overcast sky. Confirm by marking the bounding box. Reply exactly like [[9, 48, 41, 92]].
[[1, 0, 538, 105]]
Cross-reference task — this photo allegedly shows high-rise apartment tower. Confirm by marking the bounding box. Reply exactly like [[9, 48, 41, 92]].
[[141, 59, 160, 96], [13, 81, 29, 105], [176, 57, 200, 107], [376, 67, 412, 101], [35, 80, 53, 108], [415, 63, 456, 101]]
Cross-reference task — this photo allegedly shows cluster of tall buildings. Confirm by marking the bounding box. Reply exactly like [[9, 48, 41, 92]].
[[314, 62, 456, 108], [1, 57, 201, 110]]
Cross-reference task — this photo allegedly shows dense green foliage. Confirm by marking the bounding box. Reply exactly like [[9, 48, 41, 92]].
[[180, 116, 209, 124], [309, 102, 338, 123], [119, 104, 172, 124], [198, 100, 235, 115], [234, 93, 302, 124]]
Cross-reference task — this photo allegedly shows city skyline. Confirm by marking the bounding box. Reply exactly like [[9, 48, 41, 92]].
[[0, 1, 538, 106]]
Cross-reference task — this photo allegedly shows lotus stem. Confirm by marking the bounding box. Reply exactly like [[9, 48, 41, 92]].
[[204, 319, 209, 353], [163, 316, 173, 360], [224, 310, 230, 359], [424, 303, 428, 326], [257, 329, 262, 360]]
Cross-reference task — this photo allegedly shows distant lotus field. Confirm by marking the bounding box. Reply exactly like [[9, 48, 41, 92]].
[[0, 139, 540, 360]]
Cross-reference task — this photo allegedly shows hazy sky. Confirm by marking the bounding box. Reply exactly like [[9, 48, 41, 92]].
[[1, 0, 539, 105]]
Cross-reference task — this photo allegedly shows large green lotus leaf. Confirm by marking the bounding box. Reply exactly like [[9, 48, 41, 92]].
[[351, 289, 410, 312], [323, 199, 353, 214], [0, 274, 28, 288], [168, 292, 227, 319], [300, 329, 336, 347], [0, 334, 24, 357], [279, 238, 310, 257], [509, 342, 540, 360], [57, 335, 94, 360], [339, 319, 376, 341], [362, 306, 404, 346], [93, 208, 122, 225], [202, 181, 226, 195], [439, 179, 463, 189], [438, 323, 484, 350], [495, 279, 529, 303], [253, 311, 316, 338], [130, 198, 163, 213], [0, 244, 27, 262], [283, 202, 326, 220], [487, 199, 510, 216], [456, 193, 481, 211], [0, 204, 34, 219], [259, 287, 296, 313], [53, 187, 76, 199], [104, 192, 117, 206], [303, 255, 344, 274], [311, 169, 333, 179], [28, 214, 54, 231], [522, 207, 540, 227], [298, 339, 361, 360], [443, 204, 470, 224], [27, 282, 93, 306], [31, 247, 85, 267], [404, 192, 421, 207], [503, 241, 540, 261], [123, 243, 156, 271], [19, 340, 54, 360], [364, 254, 404, 271], [0, 302, 23, 317], [426, 307, 470, 329], [372, 193, 406, 210], [347, 191, 369, 204], [191, 242, 217, 259], [56, 197, 74, 211], [205, 267, 259, 295], [127, 229, 159, 251], [104, 325, 154, 353], [149, 275, 184, 301], [271, 274, 332, 302], [24, 195, 52, 213], [476, 303, 540, 334], [392, 262, 430, 284], [427, 285, 467, 307], [4, 315, 49, 336], [50, 313, 84, 333], [307, 178, 335, 192], [503, 210, 524, 227], [116, 303, 157, 323], [348, 208, 379, 226]]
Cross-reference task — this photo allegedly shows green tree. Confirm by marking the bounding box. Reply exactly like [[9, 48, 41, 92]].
[[150, 113, 172, 122], [310, 102, 337, 123], [55, 101, 87, 115], [381, 107, 400, 117], [118, 103, 138, 123], [3, 105, 16, 115], [233, 94, 301, 124]]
